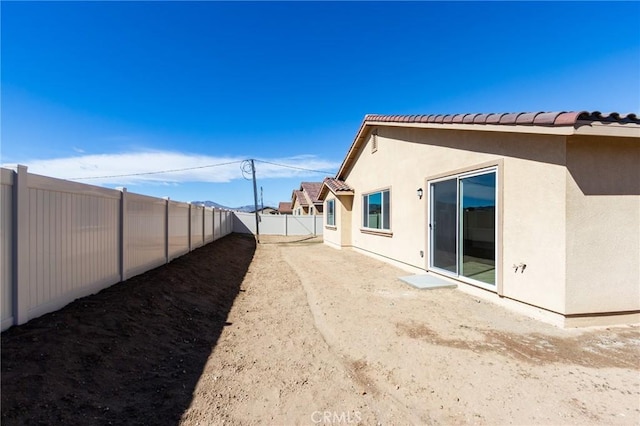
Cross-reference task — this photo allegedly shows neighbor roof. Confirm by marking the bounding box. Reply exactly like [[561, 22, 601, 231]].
[[336, 110, 640, 180], [299, 182, 324, 206], [319, 177, 354, 200], [278, 202, 292, 214], [292, 190, 309, 207]]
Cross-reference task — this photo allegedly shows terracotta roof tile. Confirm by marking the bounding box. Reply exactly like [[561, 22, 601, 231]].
[[516, 112, 540, 124], [473, 113, 491, 123], [300, 182, 323, 205], [364, 111, 639, 126], [533, 112, 562, 125], [323, 177, 353, 193], [554, 111, 585, 126], [292, 190, 309, 207], [463, 113, 478, 124], [500, 113, 521, 124], [278, 202, 292, 214], [452, 114, 465, 124]]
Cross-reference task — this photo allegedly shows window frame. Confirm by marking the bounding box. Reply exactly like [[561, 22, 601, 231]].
[[326, 199, 336, 227], [361, 188, 391, 232]]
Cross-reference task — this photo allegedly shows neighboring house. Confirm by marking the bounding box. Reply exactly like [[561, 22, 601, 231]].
[[291, 190, 308, 215], [278, 202, 293, 215], [291, 182, 324, 215], [319, 111, 640, 327], [251, 206, 278, 215]]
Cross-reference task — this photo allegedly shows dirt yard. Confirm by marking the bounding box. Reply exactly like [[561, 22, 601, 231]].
[[2, 234, 639, 425]]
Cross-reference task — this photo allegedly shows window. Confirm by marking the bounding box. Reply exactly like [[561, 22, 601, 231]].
[[326, 199, 335, 226], [362, 189, 390, 230]]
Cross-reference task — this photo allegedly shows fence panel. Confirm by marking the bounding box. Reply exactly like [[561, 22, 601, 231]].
[[1, 169, 14, 330], [1, 166, 230, 331], [233, 212, 256, 234], [213, 210, 221, 240], [125, 192, 166, 278], [259, 214, 287, 235], [190, 205, 204, 250], [26, 173, 121, 322], [223, 211, 231, 236], [286, 215, 318, 236], [204, 208, 214, 243], [232, 212, 322, 236], [168, 201, 189, 261]]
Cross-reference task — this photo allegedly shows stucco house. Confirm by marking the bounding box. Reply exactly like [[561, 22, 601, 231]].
[[319, 111, 640, 327], [251, 206, 278, 215], [291, 182, 324, 215]]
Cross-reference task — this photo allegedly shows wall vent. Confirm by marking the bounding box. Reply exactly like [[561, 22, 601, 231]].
[[371, 130, 378, 153]]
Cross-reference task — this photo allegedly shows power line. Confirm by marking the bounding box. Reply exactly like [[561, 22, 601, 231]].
[[67, 160, 244, 181], [254, 159, 335, 175], [65, 158, 335, 181]]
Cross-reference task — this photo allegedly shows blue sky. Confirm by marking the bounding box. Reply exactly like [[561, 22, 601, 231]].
[[2, 1, 639, 207]]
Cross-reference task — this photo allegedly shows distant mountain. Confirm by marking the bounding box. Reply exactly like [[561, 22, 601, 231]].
[[191, 201, 256, 212]]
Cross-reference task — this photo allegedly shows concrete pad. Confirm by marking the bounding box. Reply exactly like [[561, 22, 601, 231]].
[[399, 273, 458, 290]]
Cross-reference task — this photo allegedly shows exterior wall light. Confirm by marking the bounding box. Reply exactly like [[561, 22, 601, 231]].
[[417, 188, 423, 199]]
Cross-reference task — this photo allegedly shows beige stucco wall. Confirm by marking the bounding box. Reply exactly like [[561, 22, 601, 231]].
[[323, 193, 353, 249], [338, 194, 353, 247], [323, 194, 341, 248], [564, 135, 640, 314], [291, 198, 308, 215], [342, 126, 572, 314]]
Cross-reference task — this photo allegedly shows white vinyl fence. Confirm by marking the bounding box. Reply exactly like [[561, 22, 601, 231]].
[[0, 165, 233, 331], [233, 212, 323, 236]]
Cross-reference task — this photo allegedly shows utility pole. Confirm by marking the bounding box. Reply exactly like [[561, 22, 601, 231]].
[[250, 159, 260, 243], [260, 186, 264, 212]]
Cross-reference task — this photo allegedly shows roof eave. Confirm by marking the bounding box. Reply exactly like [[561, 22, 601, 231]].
[[573, 121, 640, 138], [318, 184, 355, 201], [335, 119, 640, 180]]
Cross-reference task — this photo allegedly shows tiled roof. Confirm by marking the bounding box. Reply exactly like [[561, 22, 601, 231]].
[[278, 202, 292, 213], [300, 182, 323, 205], [292, 190, 309, 207], [365, 111, 640, 126], [334, 110, 639, 180], [318, 177, 354, 200], [323, 177, 353, 193]]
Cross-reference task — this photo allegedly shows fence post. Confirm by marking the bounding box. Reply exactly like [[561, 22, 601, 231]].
[[187, 203, 192, 252], [285, 214, 289, 236], [313, 213, 317, 236], [13, 165, 29, 325], [201, 205, 205, 245], [117, 187, 128, 281], [163, 197, 170, 263]]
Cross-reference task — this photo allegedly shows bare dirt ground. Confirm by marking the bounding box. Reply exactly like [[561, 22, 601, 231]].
[[2, 234, 639, 425]]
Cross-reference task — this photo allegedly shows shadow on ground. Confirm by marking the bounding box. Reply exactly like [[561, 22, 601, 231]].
[[1, 233, 256, 426], [258, 235, 323, 245]]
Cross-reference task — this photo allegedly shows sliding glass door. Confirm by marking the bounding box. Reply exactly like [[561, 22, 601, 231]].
[[429, 169, 497, 288], [430, 178, 458, 274]]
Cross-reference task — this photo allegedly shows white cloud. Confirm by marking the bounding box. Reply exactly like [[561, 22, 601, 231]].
[[5, 150, 339, 186]]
